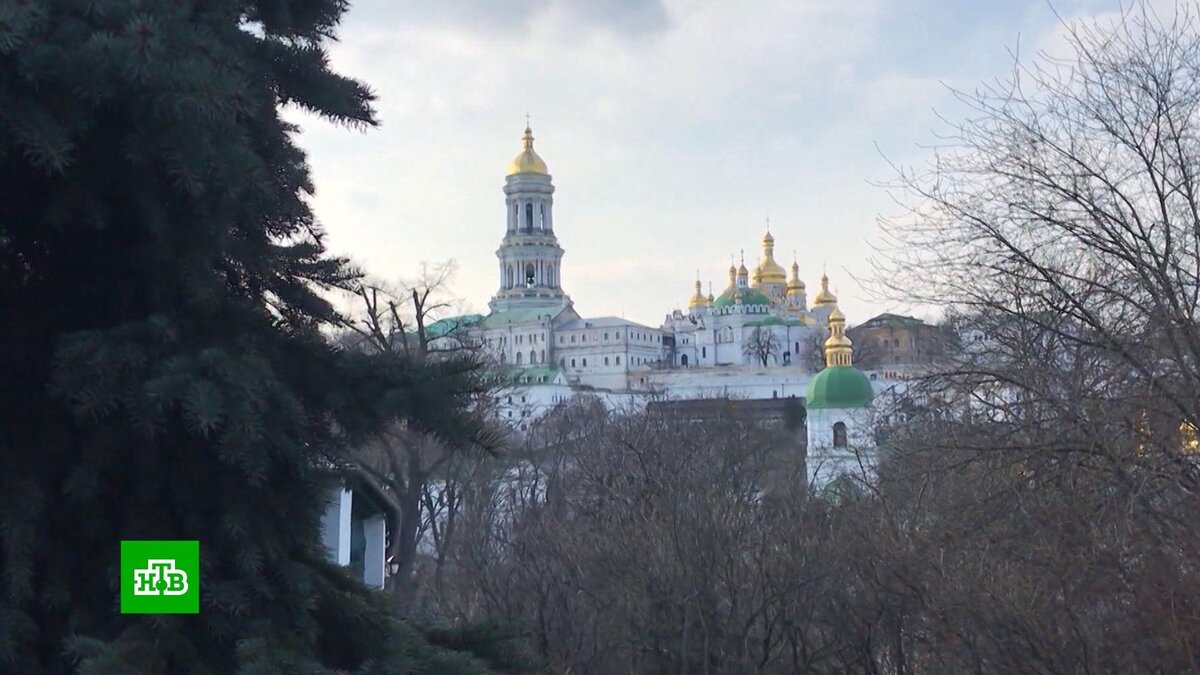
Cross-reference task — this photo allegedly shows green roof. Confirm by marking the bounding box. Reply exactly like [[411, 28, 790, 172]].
[[481, 307, 561, 328], [712, 287, 771, 308], [806, 366, 873, 409], [425, 314, 483, 338]]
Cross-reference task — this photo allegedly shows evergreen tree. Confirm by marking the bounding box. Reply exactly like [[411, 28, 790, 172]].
[[0, 1, 528, 672]]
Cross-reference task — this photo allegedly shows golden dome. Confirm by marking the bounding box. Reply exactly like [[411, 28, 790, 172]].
[[688, 279, 709, 310], [813, 273, 838, 307], [755, 229, 787, 285], [786, 261, 806, 294], [506, 126, 549, 176], [828, 307, 846, 322]]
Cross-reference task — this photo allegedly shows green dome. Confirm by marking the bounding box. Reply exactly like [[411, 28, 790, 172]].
[[712, 287, 771, 308], [806, 366, 873, 409]]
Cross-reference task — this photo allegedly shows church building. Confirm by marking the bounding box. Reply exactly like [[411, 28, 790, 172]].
[[434, 125, 882, 487]]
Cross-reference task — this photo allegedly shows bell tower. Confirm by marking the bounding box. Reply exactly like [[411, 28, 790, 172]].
[[489, 124, 573, 313]]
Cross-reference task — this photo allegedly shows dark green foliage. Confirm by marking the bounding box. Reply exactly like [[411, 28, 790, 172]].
[[0, 0, 525, 672]]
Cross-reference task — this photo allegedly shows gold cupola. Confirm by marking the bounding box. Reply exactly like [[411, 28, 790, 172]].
[[755, 229, 788, 286], [736, 251, 749, 287], [506, 125, 549, 176], [786, 259, 806, 296], [812, 272, 838, 308], [823, 307, 854, 367], [687, 278, 709, 310]]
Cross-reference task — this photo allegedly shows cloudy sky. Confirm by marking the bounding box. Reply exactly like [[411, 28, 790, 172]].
[[291, 0, 1145, 327]]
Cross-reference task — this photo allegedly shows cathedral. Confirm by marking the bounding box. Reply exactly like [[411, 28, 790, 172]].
[[437, 125, 879, 487]]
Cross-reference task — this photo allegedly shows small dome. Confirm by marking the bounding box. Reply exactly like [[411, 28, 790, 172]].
[[687, 279, 709, 310], [813, 273, 837, 307], [806, 366, 873, 409], [507, 126, 549, 175]]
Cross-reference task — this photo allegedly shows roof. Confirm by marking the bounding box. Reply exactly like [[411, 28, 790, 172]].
[[712, 286, 771, 308], [512, 365, 565, 384], [558, 316, 657, 330], [425, 314, 484, 339], [805, 366, 873, 409], [856, 313, 931, 330], [481, 307, 564, 329]]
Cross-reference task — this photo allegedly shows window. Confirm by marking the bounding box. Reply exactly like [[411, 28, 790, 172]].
[[571, 358, 576, 367], [515, 352, 522, 365], [795, 341, 799, 354], [833, 422, 848, 448], [604, 357, 610, 365], [616, 356, 621, 365], [525, 263, 535, 288], [604, 332, 609, 340], [529, 350, 536, 364], [541, 349, 545, 362], [539, 203, 546, 229], [681, 354, 689, 367], [582, 335, 586, 342], [582, 358, 587, 367], [702, 346, 707, 358], [559, 336, 564, 344], [525, 203, 533, 229], [571, 335, 576, 343]]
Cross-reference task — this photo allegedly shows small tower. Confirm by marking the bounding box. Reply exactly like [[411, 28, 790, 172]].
[[753, 227, 788, 302], [805, 308, 875, 491], [786, 257, 807, 311], [687, 277, 709, 314], [490, 125, 573, 313]]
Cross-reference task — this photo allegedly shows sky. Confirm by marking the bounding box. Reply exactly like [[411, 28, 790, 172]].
[[288, 0, 1153, 327]]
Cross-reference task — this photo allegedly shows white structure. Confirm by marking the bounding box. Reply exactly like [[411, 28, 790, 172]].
[[433, 126, 888, 475], [803, 309, 876, 489], [320, 480, 388, 589]]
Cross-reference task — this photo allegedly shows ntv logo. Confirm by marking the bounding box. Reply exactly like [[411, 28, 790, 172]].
[[121, 540, 200, 614], [133, 559, 189, 596]]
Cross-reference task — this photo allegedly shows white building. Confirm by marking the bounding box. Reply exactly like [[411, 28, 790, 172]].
[[438, 126, 887, 485]]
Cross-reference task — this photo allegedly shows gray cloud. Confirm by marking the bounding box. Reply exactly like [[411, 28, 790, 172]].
[[346, 0, 668, 37]]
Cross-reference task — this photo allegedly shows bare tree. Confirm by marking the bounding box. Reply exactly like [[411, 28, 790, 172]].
[[865, 3, 1200, 670], [338, 261, 505, 605], [743, 327, 782, 367]]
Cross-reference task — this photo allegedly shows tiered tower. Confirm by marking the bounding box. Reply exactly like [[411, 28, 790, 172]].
[[489, 125, 573, 313]]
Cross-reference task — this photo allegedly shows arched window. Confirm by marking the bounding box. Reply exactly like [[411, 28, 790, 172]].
[[833, 422, 848, 448], [529, 350, 536, 364], [541, 349, 545, 362], [681, 354, 689, 367], [525, 203, 533, 230], [582, 358, 587, 367], [547, 264, 554, 286], [525, 263, 535, 287], [702, 346, 707, 358], [515, 352, 523, 365], [570, 358, 576, 367], [615, 356, 621, 365], [539, 204, 546, 229]]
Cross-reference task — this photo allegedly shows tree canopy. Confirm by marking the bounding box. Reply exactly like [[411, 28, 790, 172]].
[[0, 1, 525, 672]]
